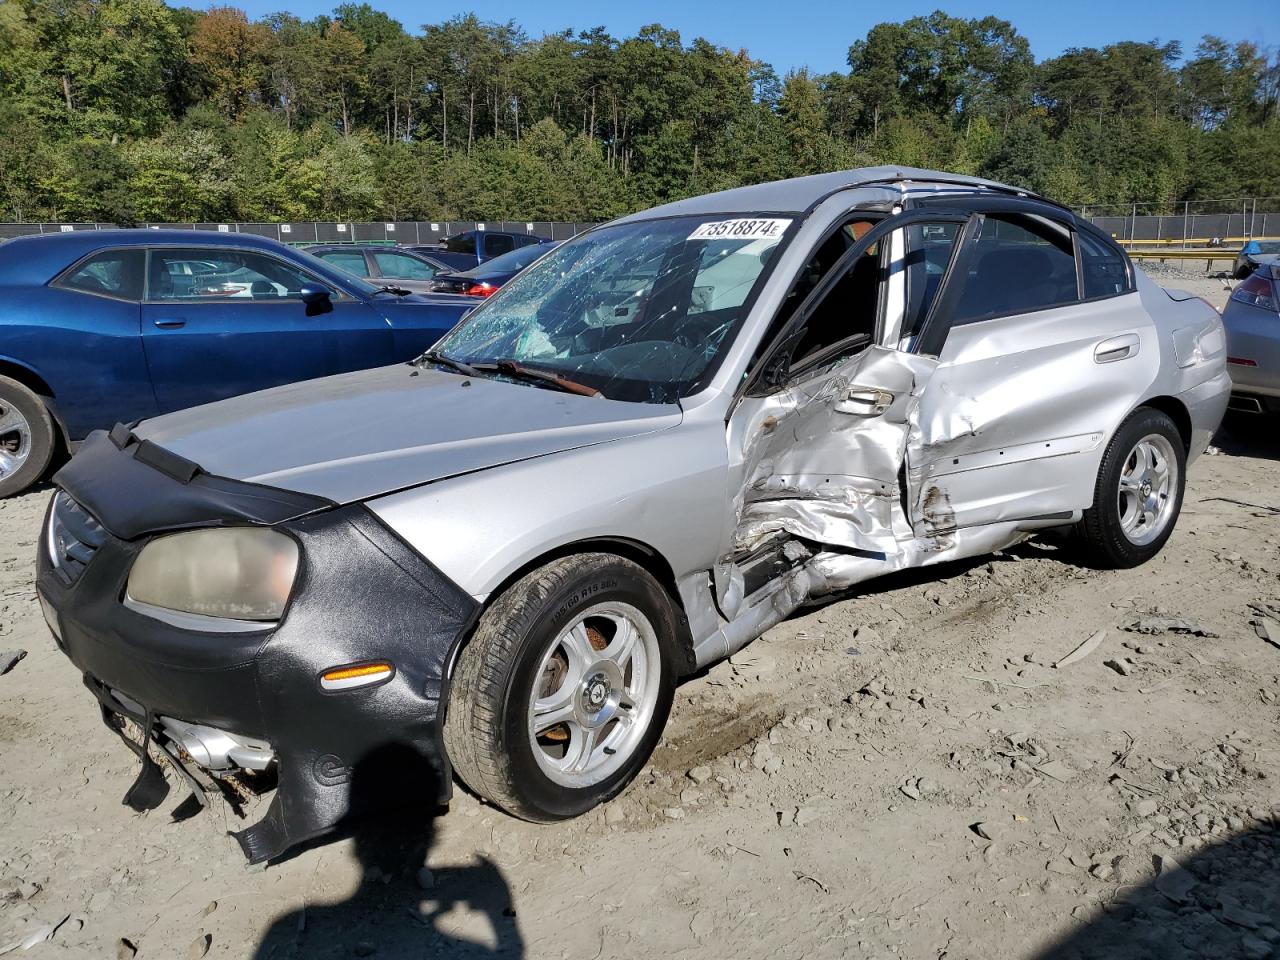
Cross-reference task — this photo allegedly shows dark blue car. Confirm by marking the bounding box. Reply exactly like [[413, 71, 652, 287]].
[[426, 241, 560, 297], [0, 230, 474, 496]]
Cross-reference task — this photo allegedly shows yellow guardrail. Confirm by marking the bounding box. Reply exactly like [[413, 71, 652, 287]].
[[1116, 236, 1278, 247], [1124, 249, 1238, 270], [1125, 249, 1235, 258]]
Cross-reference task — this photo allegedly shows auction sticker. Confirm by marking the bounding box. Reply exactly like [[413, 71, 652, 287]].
[[688, 218, 791, 241]]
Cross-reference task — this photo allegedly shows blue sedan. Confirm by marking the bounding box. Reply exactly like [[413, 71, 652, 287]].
[[0, 230, 474, 496]]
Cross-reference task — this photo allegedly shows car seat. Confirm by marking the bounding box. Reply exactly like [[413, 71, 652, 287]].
[[958, 246, 1063, 319], [152, 264, 175, 299]]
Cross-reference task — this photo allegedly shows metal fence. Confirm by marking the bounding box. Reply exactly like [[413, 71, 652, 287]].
[[6, 203, 1278, 249], [0, 220, 600, 244], [1078, 198, 1280, 246]]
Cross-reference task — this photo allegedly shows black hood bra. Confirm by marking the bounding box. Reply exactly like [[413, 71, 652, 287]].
[[56, 426, 335, 541]]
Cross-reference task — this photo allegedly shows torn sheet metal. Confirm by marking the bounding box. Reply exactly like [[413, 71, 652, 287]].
[[707, 521, 1030, 662], [734, 345, 936, 556], [720, 333, 1086, 646], [803, 521, 1030, 597]]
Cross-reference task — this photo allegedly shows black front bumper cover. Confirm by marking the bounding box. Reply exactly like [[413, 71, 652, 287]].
[[39, 429, 479, 863]]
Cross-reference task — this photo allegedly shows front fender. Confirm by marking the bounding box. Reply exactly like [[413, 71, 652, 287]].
[[365, 421, 730, 602]]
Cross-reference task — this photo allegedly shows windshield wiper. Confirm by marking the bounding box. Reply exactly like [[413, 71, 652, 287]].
[[473, 360, 602, 398], [376, 284, 413, 296], [416, 350, 481, 377]]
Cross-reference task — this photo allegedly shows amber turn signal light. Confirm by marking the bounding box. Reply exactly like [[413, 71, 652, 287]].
[[320, 662, 393, 692]]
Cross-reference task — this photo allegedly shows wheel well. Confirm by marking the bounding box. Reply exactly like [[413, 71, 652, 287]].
[[1139, 396, 1193, 452], [445, 538, 698, 685], [0, 358, 69, 457], [0, 359, 55, 399]]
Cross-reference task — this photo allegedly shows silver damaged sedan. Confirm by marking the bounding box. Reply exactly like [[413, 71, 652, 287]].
[[39, 167, 1230, 860]]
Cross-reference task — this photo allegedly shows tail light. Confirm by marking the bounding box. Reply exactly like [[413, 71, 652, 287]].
[[1231, 272, 1278, 313], [465, 282, 498, 298]]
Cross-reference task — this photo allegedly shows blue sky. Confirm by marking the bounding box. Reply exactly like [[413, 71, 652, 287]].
[[223, 0, 1269, 72]]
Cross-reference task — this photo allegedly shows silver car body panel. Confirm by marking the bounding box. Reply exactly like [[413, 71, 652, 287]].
[[132, 364, 682, 503], [127, 168, 1230, 673], [1221, 296, 1280, 400], [369, 233, 1226, 672]]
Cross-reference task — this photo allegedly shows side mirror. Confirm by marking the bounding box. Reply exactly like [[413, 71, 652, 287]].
[[300, 284, 333, 316]]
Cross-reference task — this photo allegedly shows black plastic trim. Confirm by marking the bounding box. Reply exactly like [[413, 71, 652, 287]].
[[913, 213, 985, 357]]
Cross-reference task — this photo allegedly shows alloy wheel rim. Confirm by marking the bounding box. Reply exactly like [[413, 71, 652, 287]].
[[0, 401, 32, 480], [1117, 433, 1178, 546], [527, 601, 660, 788]]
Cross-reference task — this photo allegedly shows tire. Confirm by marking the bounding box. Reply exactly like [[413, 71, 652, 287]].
[[1235, 265, 1251, 280], [0, 375, 55, 499], [443, 553, 678, 821], [1076, 407, 1186, 569]]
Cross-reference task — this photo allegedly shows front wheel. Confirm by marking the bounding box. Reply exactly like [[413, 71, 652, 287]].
[[1076, 407, 1186, 568], [443, 553, 677, 821], [0, 375, 56, 498]]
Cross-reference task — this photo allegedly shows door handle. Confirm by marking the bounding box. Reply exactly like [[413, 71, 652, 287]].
[[835, 388, 894, 417], [1094, 333, 1139, 363], [152, 319, 186, 329]]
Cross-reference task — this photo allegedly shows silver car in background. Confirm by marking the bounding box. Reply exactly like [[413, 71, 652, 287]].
[[39, 167, 1230, 862], [1222, 264, 1280, 415]]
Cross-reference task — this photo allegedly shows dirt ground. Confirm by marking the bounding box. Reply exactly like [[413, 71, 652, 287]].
[[3, 272, 1278, 960]]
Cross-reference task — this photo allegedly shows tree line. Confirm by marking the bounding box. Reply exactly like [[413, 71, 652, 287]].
[[0, 3, 1277, 224]]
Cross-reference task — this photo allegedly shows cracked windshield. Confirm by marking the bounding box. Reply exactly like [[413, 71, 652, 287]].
[[431, 216, 791, 402]]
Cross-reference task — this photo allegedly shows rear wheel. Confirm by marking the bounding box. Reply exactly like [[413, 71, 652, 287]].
[[443, 553, 677, 820], [1076, 408, 1185, 568], [0, 376, 55, 498]]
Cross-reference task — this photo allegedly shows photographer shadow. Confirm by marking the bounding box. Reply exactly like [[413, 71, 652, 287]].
[[253, 743, 524, 958], [1035, 820, 1279, 960]]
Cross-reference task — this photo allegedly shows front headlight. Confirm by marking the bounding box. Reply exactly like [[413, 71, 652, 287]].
[[127, 528, 300, 624]]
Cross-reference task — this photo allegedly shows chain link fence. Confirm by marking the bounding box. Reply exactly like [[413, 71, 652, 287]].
[[0, 220, 599, 244], [1077, 198, 1280, 247], [6, 201, 1278, 249]]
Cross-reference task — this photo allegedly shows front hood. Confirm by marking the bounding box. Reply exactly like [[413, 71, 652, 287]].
[[133, 365, 683, 504]]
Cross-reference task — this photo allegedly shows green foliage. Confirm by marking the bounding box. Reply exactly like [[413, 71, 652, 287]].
[[128, 123, 235, 221], [0, 3, 1276, 222]]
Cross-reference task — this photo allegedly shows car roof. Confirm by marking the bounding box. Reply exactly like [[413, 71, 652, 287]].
[[306, 243, 431, 253], [442, 230, 548, 240], [614, 166, 1048, 223], [0, 230, 271, 285], [0, 229, 367, 290], [15, 228, 291, 247]]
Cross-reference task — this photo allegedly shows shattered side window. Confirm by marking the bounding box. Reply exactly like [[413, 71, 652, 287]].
[[786, 238, 882, 370], [431, 216, 791, 403], [741, 217, 881, 382]]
